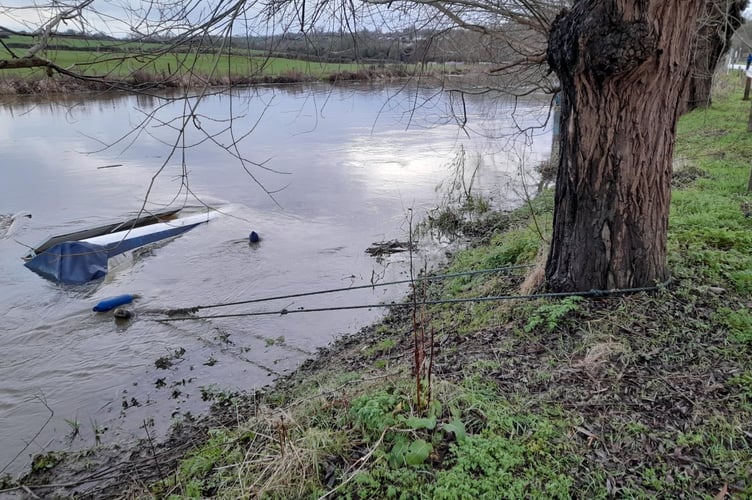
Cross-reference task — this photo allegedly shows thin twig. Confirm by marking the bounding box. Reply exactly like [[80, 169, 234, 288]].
[[142, 420, 164, 480], [1, 394, 54, 474], [21, 485, 40, 499], [407, 209, 422, 410]]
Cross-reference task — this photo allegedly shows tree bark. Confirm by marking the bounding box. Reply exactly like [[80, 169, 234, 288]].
[[684, 0, 747, 113], [0, 56, 52, 70], [545, 1, 704, 292]]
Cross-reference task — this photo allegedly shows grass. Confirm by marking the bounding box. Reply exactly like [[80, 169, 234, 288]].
[[16, 76, 752, 498], [0, 48, 400, 81], [671, 77, 752, 295]]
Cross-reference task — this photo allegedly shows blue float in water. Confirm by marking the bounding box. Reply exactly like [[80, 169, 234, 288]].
[[93, 294, 137, 312], [249, 231, 260, 243]]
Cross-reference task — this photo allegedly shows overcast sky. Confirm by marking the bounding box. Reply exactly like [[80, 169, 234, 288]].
[[0, 1, 135, 36], [1, 1, 752, 38]]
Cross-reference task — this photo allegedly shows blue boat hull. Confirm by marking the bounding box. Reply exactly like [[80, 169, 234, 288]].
[[24, 213, 212, 284], [24, 241, 110, 284]]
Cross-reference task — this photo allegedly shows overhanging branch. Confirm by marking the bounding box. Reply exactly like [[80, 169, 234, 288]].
[[489, 53, 547, 73], [0, 56, 53, 70]]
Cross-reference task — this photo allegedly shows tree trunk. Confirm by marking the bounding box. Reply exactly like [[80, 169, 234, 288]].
[[545, 1, 704, 292], [683, 0, 747, 113]]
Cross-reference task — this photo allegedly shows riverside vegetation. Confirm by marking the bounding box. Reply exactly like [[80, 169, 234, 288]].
[[6, 77, 752, 498], [0, 33, 443, 94]]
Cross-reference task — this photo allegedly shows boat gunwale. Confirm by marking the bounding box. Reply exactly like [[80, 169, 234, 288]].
[[24, 209, 181, 259]]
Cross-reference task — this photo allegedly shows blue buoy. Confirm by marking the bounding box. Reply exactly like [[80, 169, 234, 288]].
[[93, 294, 138, 312], [249, 231, 260, 243]]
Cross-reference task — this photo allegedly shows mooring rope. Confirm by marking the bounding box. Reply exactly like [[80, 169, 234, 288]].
[[157, 279, 671, 323], [161, 264, 534, 315]]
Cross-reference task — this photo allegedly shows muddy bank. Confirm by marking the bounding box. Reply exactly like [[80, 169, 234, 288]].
[[0, 66, 417, 96]]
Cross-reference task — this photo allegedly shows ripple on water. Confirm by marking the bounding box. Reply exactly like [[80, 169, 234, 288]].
[[0, 85, 550, 476]]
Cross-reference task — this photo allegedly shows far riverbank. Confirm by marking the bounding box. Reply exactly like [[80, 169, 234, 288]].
[[0, 65, 428, 95]]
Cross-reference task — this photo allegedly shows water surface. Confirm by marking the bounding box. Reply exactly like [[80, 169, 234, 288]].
[[0, 82, 551, 475]]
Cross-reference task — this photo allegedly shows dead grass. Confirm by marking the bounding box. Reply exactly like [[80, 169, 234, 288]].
[[519, 248, 547, 294]]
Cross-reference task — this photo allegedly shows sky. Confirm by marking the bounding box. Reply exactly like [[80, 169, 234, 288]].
[[0, 0, 272, 38], [0, 0, 136, 36], [1, 1, 752, 39]]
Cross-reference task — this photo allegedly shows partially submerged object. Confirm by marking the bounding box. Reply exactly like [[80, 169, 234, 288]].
[[0, 211, 32, 239], [93, 293, 139, 312], [23, 209, 218, 284]]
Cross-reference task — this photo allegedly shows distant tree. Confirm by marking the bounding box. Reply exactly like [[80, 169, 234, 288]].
[[684, 0, 747, 112]]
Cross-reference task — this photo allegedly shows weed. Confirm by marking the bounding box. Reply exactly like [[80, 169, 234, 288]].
[[64, 416, 80, 442], [30, 451, 64, 473], [349, 391, 401, 436], [365, 338, 397, 356], [90, 419, 107, 446], [524, 296, 583, 333], [198, 386, 238, 404], [265, 335, 286, 347]]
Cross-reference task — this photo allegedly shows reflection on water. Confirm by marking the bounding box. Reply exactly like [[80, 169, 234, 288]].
[[0, 82, 551, 475]]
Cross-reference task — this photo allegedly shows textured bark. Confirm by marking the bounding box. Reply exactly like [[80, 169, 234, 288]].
[[684, 0, 747, 112], [545, 0, 704, 292], [0, 56, 52, 70]]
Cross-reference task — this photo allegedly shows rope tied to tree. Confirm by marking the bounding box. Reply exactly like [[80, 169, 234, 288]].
[[154, 273, 672, 323]]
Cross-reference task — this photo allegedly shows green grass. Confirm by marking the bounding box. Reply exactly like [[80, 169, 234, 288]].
[[0, 47, 376, 79], [150, 374, 585, 499], [672, 77, 752, 294]]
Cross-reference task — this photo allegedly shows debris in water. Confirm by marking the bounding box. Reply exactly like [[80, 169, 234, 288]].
[[113, 308, 134, 320], [366, 239, 415, 257]]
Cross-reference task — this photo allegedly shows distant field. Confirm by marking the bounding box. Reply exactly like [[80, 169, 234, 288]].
[[0, 35, 408, 83]]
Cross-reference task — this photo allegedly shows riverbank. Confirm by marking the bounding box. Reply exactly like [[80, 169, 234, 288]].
[[0, 31, 468, 98], [0, 64, 423, 95], [6, 79, 752, 497], [0, 32, 424, 95]]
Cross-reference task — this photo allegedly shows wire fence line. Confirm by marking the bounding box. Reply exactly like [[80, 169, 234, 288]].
[[159, 264, 536, 316], [155, 266, 671, 323]]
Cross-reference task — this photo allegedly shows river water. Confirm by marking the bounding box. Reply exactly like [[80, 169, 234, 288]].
[[0, 82, 551, 475]]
